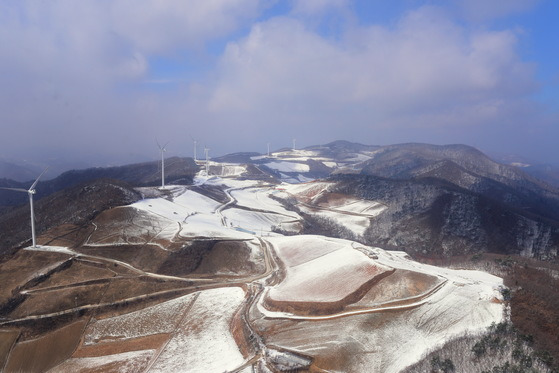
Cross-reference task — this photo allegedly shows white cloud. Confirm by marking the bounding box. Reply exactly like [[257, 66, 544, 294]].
[[207, 5, 535, 135], [0, 0, 265, 162], [109, 0, 262, 54], [0, 1, 551, 166]]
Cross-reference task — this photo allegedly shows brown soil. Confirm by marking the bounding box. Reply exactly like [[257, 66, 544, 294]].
[[73, 333, 170, 358], [0, 329, 19, 371], [10, 283, 108, 319], [98, 277, 191, 306], [192, 241, 265, 276], [313, 192, 349, 208], [0, 250, 71, 307], [254, 313, 387, 373], [31, 260, 117, 291], [41, 223, 94, 248], [231, 293, 255, 359], [4, 318, 87, 373], [157, 240, 217, 276], [349, 269, 442, 309], [78, 244, 169, 273], [74, 257, 139, 277]]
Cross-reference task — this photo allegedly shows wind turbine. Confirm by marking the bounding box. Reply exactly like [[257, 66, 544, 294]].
[[267, 143, 270, 156], [204, 146, 210, 175], [292, 138, 296, 151], [190, 136, 197, 161], [157, 140, 169, 187], [0, 167, 48, 248]]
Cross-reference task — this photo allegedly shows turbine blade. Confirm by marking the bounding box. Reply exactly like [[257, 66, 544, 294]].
[[30, 167, 49, 190], [0, 187, 29, 193], [156, 138, 162, 150]]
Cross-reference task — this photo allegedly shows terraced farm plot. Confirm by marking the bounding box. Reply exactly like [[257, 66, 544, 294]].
[[265, 237, 394, 314]]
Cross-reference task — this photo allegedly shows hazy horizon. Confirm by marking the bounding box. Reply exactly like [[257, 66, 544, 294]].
[[1, 1, 558, 169]]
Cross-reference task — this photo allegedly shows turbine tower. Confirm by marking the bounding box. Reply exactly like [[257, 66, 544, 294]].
[[0, 167, 48, 248], [190, 136, 197, 161], [292, 138, 296, 151], [267, 143, 270, 156], [157, 140, 169, 187], [204, 147, 210, 175]]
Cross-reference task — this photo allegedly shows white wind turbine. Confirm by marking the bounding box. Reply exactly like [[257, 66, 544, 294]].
[[0, 167, 48, 248], [190, 136, 197, 161], [204, 146, 210, 175], [157, 140, 169, 187], [292, 138, 296, 151]]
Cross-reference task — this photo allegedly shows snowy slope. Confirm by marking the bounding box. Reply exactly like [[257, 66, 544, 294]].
[[148, 287, 246, 372], [254, 237, 504, 372]]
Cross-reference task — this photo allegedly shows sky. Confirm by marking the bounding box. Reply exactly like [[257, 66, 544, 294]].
[[0, 0, 558, 169]]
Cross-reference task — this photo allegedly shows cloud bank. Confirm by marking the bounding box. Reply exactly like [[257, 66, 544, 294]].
[[0, 0, 555, 168]]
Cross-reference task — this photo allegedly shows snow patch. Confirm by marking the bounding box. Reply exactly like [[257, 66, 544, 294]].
[[24, 245, 76, 255], [264, 162, 310, 173]]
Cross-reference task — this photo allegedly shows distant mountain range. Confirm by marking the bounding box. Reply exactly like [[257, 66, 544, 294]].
[[0, 160, 43, 183], [0, 157, 197, 207]]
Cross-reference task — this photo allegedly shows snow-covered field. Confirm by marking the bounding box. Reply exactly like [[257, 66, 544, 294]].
[[230, 188, 298, 218], [267, 236, 391, 305], [131, 186, 254, 240], [132, 188, 219, 220], [80, 288, 246, 373], [222, 208, 288, 235], [255, 239, 504, 372], [84, 293, 196, 344], [299, 204, 372, 236], [218, 164, 248, 177], [275, 182, 386, 236], [279, 181, 332, 202], [264, 161, 310, 173], [148, 287, 246, 372]]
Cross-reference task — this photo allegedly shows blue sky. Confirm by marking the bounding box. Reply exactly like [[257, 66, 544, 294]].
[[0, 0, 558, 168]]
